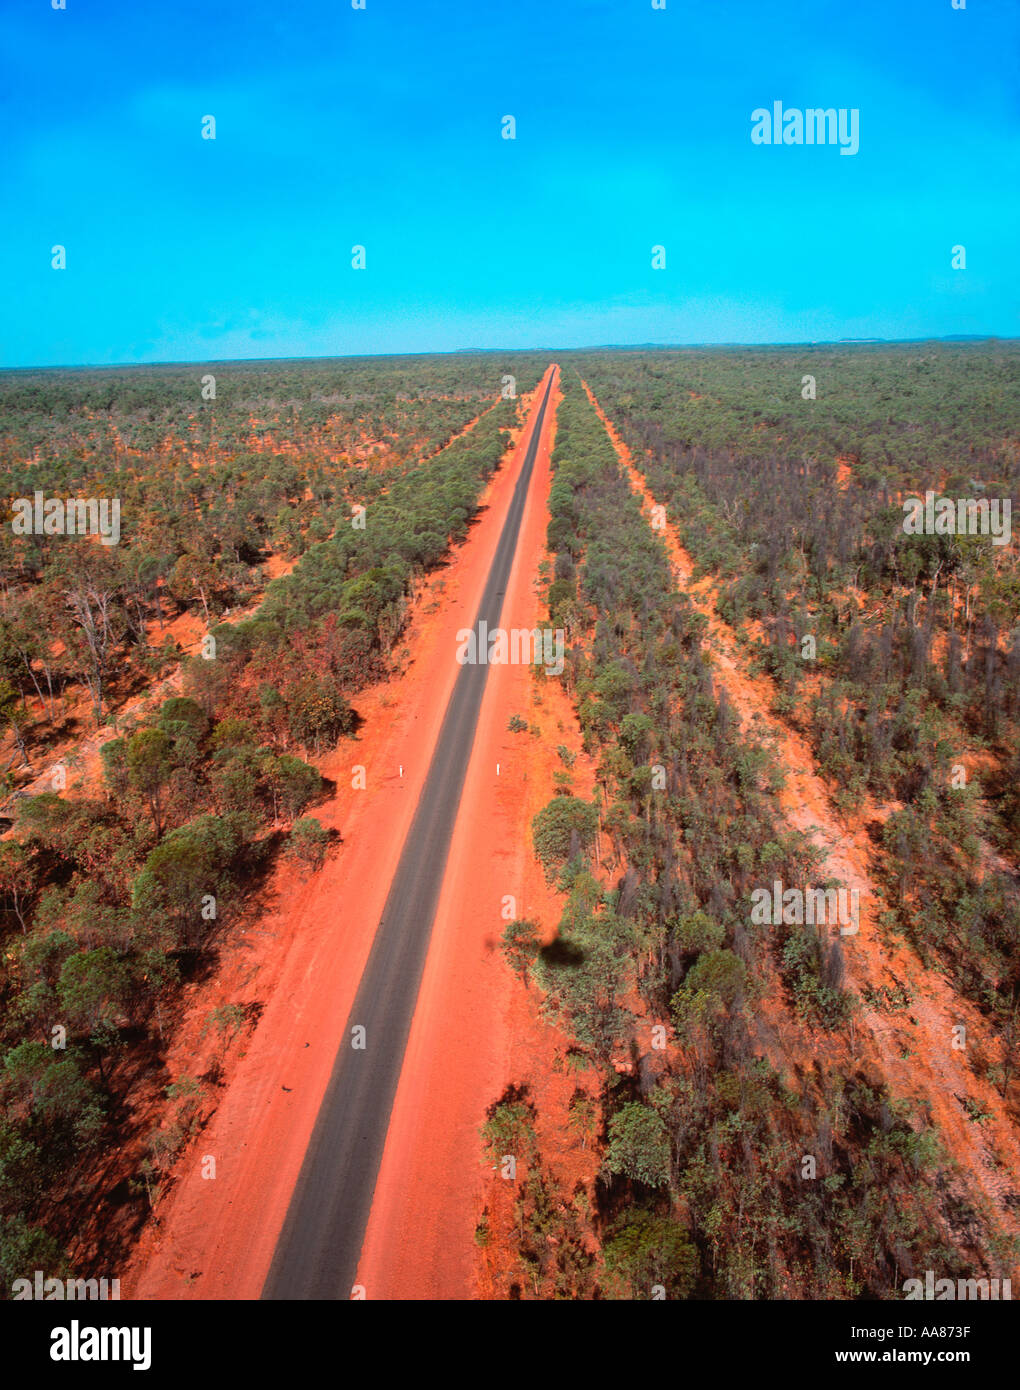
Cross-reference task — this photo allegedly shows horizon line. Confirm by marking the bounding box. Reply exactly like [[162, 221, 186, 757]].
[[1, 334, 1014, 375]]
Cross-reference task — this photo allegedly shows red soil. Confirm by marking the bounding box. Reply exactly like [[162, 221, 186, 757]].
[[123, 369, 558, 1300], [584, 379, 1020, 1250], [416, 398, 501, 467], [1, 560, 298, 813]]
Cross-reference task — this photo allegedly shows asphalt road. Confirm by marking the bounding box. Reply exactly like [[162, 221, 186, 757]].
[[262, 369, 556, 1299]]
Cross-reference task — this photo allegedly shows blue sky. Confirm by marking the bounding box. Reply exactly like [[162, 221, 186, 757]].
[[1, 0, 1017, 367]]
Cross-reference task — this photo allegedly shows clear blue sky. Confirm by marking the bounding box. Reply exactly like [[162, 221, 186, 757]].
[[1, 0, 1017, 367]]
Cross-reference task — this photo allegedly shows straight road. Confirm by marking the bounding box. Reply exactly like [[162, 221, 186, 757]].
[[263, 368, 556, 1299]]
